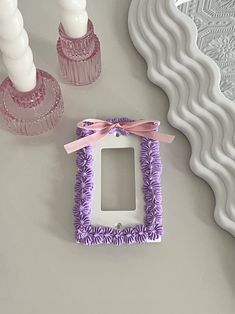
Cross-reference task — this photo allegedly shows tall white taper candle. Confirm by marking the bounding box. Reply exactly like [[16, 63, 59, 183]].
[[58, 0, 88, 38], [0, 0, 36, 92]]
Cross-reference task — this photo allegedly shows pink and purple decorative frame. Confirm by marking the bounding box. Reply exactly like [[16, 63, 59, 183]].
[[73, 118, 163, 245]]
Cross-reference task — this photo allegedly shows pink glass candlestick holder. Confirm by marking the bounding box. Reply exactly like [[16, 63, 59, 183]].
[[57, 19, 101, 86], [0, 69, 64, 136]]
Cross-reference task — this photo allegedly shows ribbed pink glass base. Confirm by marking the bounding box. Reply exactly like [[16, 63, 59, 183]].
[[57, 20, 101, 86], [0, 69, 64, 136]]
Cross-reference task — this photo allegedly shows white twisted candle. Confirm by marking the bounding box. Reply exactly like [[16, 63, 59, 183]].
[[0, 0, 36, 92], [58, 0, 88, 38]]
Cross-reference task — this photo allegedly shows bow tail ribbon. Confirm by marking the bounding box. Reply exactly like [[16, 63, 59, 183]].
[[64, 129, 110, 154]]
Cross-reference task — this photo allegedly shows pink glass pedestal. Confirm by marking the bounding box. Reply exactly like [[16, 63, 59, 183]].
[[0, 69, 64, 136], [57, 20, 101, 86]]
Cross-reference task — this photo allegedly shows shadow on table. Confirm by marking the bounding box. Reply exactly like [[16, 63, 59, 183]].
[[29, 33, 59, 79], [215, 230, 235, 294], [5, 114, 78, 243], [45, 115, 78, 243], [43, 115, 79, 243], [112, 0, 153, 82]]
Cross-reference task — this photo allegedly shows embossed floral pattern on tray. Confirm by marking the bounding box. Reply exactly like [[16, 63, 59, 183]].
[[179, 0, 235, 102], [216, 0, 235, 9], [203, 34, 235, 60], [73, 118, 163, 245]]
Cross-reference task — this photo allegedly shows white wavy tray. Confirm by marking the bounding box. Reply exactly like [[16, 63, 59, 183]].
[[128, 0, 235, 237]]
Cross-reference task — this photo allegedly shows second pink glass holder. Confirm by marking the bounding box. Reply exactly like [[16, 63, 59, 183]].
[[57, 20, 101, 86]]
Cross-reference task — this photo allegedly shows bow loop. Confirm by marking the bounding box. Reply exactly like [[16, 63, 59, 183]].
[[64, 119, 175, 154], [114, 123, 122, 129]]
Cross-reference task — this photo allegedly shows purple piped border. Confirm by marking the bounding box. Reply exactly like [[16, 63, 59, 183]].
[[73, 118, 163, 245]]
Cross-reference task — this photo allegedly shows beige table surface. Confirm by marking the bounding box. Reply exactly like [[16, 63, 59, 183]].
[[0, 1, 235, 313]]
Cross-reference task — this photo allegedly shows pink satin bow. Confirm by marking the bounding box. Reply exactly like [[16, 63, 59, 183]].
[[64, 119, 175, 154]]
